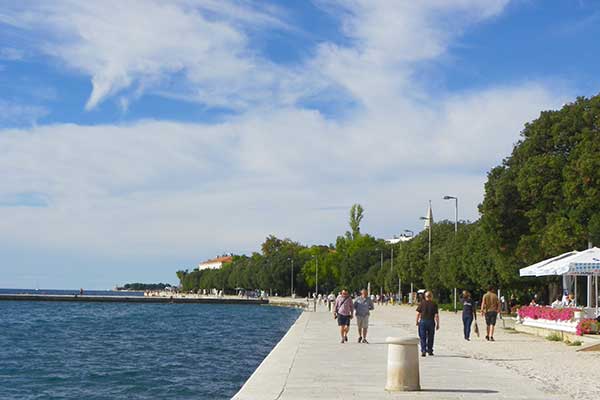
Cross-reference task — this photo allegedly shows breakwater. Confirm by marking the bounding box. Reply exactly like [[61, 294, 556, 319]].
[[0, 293, 268, 305]]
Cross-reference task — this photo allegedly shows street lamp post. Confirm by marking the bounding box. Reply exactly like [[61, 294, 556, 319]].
[[288, 257, 294, 297], [312, 255, 318, 311], [444, 195, 459, 312], [443, 195, 458, 234], [314, 256, 318, 296], [390, 246, 396, 302], [380, 249, 384, 300]]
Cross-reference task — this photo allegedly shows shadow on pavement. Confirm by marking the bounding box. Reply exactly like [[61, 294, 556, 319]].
[[432, 354, 471, 359], [422, 389, 499, 394]]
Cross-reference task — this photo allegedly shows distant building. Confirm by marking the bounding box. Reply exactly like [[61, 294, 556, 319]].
[[385, 234, 413, 244], [198, 256, 233, 271]]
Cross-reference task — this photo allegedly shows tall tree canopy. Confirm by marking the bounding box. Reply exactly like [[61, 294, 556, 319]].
[[480, 94, 600, 269], [349, 203, 364, 239]]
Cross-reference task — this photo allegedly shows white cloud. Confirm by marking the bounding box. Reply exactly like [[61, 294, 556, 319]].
[[0, 81, 564, 258], [0, 100, 48, 125], [312, 0, 510, 110], [2, 0, 294, 110], [0, 0, 574, 282]]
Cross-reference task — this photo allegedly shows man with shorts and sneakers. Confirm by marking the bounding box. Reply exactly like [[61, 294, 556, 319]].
[[334, 289, 354, 343], [481, 285, 500, 341], [354, 289, 375, 343]]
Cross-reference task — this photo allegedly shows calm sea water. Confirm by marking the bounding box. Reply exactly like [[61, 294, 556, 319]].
[[0, 294, 300, 399]]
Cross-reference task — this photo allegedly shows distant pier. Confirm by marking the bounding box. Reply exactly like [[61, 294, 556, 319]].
[[0, 293, 268, 305]]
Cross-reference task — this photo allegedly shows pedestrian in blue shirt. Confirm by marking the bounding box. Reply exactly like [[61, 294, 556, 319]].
[[461, 290, 475, 341], [353, 289, 374, 343]]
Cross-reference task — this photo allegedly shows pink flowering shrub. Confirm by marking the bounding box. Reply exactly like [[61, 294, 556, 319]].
[[517, 306, 576, 321], [576, 319, 599, 336]]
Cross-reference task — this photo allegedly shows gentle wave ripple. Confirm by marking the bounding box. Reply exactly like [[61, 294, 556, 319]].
[[0, 301, 300, 399]]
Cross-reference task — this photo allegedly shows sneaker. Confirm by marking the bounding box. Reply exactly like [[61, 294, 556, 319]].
[[340, 339, 345, 343], [421, 352, 426, 357], [485, 336, 489, 341], [490, 337, 495, 342], [428, 352, 434, 356], [465, 337, 470, 341], [358, 336, 362, 343], [362, 339, 369, 344]]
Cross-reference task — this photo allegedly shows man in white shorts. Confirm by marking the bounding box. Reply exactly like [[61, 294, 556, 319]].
[[354, 289, 375, 343]]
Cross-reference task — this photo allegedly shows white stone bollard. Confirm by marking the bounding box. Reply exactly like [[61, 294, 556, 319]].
[[385, 336, 420, 392]]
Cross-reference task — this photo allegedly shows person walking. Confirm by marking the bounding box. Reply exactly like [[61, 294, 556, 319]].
[[416, 291, 439, 357], [327, 292, 335, 311], [354, 289, 375, 343], [481, 285, 500, 341], [334, 289, 354, 343], [461, 290, 475, 341]]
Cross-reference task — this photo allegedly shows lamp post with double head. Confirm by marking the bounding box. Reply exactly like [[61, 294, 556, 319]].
[[443, 195, 458, 234]]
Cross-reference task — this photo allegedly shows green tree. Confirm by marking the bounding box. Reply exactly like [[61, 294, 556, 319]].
[[349, 204, 364, 239], [480, 94, 600, 266]]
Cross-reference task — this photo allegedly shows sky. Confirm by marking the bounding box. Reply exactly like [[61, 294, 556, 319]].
[[1, 0, 600, 289]]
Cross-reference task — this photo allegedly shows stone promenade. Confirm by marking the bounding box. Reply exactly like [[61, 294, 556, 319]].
[[233, 303, 568, 400]]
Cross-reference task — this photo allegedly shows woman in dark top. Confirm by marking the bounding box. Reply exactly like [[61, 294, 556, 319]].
[[416, 291, 439, 356], [461, 290, 475, 340]]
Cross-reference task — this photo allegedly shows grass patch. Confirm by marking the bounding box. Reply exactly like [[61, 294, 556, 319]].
[[546, 332, 563, 342], [438, 303, 462, 312], [565, 339, 582, 346]]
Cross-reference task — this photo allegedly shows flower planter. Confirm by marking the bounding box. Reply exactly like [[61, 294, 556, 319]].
[[517, 306, 582, 333], [521, 317, 578, 333], [577, 319, 600, 335]]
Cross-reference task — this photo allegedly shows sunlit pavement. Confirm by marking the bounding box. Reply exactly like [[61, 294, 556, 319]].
[[234, 304, 565, 399]]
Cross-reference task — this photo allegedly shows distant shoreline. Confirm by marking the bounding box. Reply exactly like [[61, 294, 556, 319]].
[[0, 293, 268, 305]]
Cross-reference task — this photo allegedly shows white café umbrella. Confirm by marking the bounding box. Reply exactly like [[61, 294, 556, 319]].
[[542, 247, 600, 276], [564, 248, 600, 314], [520, 247, 600, 311], [519, 250, 578, 277]]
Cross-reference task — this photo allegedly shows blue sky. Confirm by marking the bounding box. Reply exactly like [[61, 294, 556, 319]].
[[1, 0, 599, 289]]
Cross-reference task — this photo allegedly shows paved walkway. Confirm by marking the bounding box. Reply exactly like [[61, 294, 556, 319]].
[[234, 304, 566, 399]]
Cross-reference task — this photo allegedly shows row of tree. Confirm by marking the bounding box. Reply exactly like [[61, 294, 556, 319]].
[[177, 93, 600, 303], [116, 283, 172, 291], [176, 208, 532, 302]]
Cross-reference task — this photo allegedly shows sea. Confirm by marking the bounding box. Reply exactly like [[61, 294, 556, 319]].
[[0, 289, 301, 399]]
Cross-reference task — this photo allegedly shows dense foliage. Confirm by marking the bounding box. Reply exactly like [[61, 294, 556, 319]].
[[480, 95, 600, 267], [117, 283, 172, 291], [177, 207, 506, 301]]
